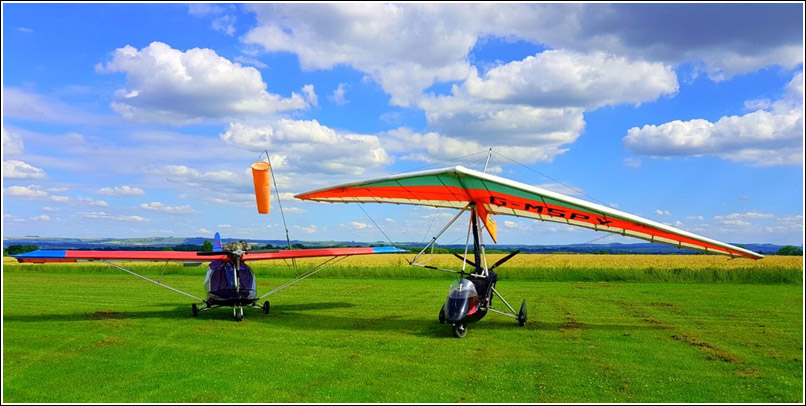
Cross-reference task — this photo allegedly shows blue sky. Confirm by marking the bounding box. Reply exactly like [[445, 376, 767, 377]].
[[2, 3, 803, 246]]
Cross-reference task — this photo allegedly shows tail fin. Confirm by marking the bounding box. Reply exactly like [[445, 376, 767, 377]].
[[213, 232, 223, 252]]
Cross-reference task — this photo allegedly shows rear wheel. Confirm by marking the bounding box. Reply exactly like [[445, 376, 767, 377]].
[[191, 303, 199, 317], [518, 300, 527, 327], [438, 304, 446, 324], [262, 301, 270, 315], [452, 323, 467, 338]]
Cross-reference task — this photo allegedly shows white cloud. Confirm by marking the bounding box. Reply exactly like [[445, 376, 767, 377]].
[[461, 50, 678, 109], [77, 197, 109, 207], [50, 195, 69, 203], [212, 15, 236, 36], [349, 221, 368, 229], [220, 120, 391, 176], [655, 209, 671, 216], [713, 212, 775, 227], [386, 127, 570, 165], [301, 84, 318, 107], [2, 127, 24, 155], [330, 83, 348, 105], [188, 4, 225, 17], [3, 160, 46, 179], [4, 185, 47, 198], [2, 87, 112, 125], [623, 71, 803, 166], [139, 201, 196, 214], [97, 185, 145, 196], [623, 158, 641, 168], [96, 41, 310, 124], [233, 56, 268, 69], [82, 211, 148, 222], [30, 214, 51, 221], [295, 224, 318, 234]]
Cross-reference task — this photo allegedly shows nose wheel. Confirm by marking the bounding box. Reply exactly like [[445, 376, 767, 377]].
[[452, 323, 467, 338], [233, 306, 244, 321]]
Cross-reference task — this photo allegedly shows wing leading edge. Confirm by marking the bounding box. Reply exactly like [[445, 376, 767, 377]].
[[295, 166, 763, 260], [13, 246, 408, 263]]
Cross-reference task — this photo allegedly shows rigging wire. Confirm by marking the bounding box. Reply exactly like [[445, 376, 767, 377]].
[[491, 150, 611, 207], [357, 204, 412, 262]]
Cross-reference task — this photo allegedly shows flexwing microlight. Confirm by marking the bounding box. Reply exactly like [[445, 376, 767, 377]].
[[295, 165, 762, 259], [296, 165, 762, 337]]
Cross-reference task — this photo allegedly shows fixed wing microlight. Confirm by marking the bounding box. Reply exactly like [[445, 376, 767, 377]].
[[295, 165, 763, 337], [12, 158, 407, 321], [13, 232, 406, 321]]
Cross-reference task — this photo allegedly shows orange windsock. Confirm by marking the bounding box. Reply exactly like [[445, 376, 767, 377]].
[[251, 161, 271, 214]]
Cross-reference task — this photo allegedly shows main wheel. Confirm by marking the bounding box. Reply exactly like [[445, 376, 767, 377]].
[[438, 304, 446, 324], [233, 307, 243, 322], [191, 303, 199, 317], [262, 301, 270, 315], [452, 323, 467, 338], [518, 299, 527, 327]]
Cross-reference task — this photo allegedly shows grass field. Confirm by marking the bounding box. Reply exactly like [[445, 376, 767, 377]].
[[2, 255, 803, 403]]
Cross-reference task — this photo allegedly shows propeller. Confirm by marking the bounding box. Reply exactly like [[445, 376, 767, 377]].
[[452, 253, 478, 268], [489, 249, 520, 271]]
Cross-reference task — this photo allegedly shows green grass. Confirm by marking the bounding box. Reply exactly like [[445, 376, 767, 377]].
[[3, 262, 803, 403]]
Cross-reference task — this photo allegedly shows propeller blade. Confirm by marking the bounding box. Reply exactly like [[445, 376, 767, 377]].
[[452, 253, 477, 268], [489, 249, 520, 271]]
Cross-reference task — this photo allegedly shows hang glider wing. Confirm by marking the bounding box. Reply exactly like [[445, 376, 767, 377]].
[[13, 246, 407, 263], [295, 165, 763, 260]]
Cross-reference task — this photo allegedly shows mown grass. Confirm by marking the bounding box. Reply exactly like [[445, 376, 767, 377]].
[[2, 255, 803, 403]]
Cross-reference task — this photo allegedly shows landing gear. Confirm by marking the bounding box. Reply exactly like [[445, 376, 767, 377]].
[[233, 306, 244, 322], [192, 303, 199, 317], [262, 301, 270, 315], [518, 300, 527, 327], [438, 304, 446, 324], [452, 323, 467, 338]]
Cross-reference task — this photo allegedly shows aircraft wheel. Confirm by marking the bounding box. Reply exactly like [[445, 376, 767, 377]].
[[233, 307, 244, 322], [518, 299, 527, 327], [262, 301, 270, 315], [438, 304, 446, 324], [452, 323, 467, 338], [192, 303, 199, 317]]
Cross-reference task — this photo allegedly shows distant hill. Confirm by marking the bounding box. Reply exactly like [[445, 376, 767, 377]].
[[2, 236, 793, 255]]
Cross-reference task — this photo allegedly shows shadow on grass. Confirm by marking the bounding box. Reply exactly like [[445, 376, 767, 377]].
[[4, 301, 665, 339]]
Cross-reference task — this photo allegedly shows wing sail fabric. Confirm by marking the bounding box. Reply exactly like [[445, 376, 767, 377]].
[[13, 250, 228, 263], [13, 246, 408, 263], [296, 166, 763, 260]]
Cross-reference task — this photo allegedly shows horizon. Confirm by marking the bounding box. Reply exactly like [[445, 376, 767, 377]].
[[2, 3, 803, 247]]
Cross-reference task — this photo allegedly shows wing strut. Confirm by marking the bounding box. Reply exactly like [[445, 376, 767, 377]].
[[258, 256, 349, 299], [102, 260, 205, 303]]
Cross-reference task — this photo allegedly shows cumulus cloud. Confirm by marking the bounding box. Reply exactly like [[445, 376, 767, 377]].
[[96, 41, 310, 124], [4, 185, 48, 198], [349, 221, 368, 229], [97, 185, 145, 196], [220, 120, 391, 176], [460, 50, 678, 109], [655, 209, 671, 216], [3, 160, 46, 179], [624, 71, 803, 166], [385, 127, 569, 165]]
